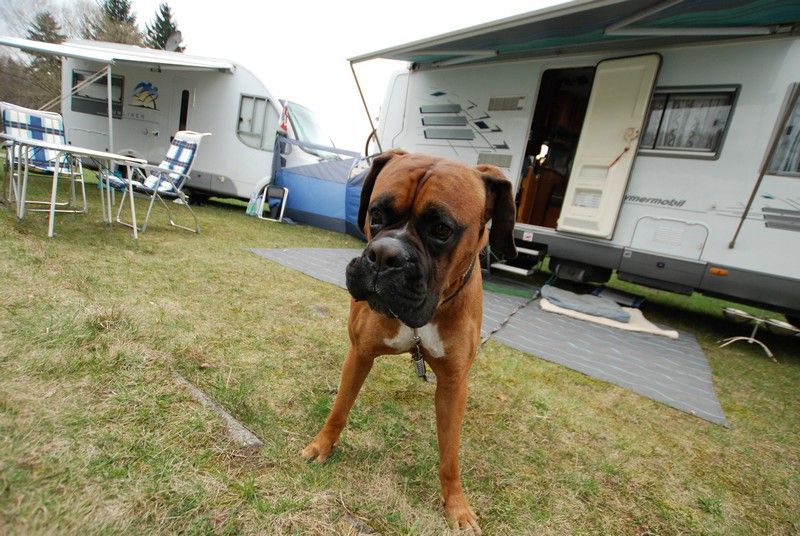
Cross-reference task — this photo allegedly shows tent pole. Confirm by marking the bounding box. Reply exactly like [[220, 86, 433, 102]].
[[350, 61, 382, 154]]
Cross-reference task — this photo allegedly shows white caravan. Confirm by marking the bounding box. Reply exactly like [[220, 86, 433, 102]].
[[0, 37, 333, 201], [350, 0, 800, 322]]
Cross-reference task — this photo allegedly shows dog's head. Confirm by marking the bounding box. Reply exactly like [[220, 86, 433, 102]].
[[346, 150, 517, 328]]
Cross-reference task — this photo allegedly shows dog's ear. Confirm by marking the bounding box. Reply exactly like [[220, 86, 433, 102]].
[[477, 164, 517, 259], [358, 149, 407, 232]]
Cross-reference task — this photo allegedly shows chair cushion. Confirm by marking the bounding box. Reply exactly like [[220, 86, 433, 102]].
[[1, 105, 74, 174], [143, 174, 178, 194], [157, 139, 197, 189], [99, 170, 127, 190], [132, 175, 180, 198]]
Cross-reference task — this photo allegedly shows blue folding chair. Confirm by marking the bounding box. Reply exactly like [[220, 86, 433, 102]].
[[115, 130, 210, 233], [1, 101, 87, 216]]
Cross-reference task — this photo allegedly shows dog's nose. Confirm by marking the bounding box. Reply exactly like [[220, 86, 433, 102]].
[[365, 237, 407, 271]]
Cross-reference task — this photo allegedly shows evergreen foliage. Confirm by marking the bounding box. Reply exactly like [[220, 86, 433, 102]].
[[145, 3, 183, 52], [87, 0, 143, 45]]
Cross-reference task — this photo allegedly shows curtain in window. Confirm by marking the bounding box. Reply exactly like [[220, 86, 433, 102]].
[[641, 94, 666, 149], [655, 94, 732, 152], [768, 95, 800, 174]]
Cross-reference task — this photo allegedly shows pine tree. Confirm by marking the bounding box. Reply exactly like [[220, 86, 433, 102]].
[[0, 55, 33, 108], [26, 11, 66, 107], [88, 0, 143, 45], [102, 0, 135, 24], [27, 12, 66, 72], [145, 3, 183, 52]]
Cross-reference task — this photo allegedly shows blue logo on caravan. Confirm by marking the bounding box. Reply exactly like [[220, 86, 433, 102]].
[[132, 82, 158, 109]]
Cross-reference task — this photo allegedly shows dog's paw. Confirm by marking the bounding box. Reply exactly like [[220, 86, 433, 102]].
[[444, 494, 481, 534], [299, 435, 335, 463]]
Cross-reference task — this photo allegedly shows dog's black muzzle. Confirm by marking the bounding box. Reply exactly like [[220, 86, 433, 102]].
[[346, 235, 437, 328]]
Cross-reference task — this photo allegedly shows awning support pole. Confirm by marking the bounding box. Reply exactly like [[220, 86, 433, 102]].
[[729, 84, 799, 249], [39, 66, 109, 112], [106, 65, 114, 153], [350, 61, 382, 154]]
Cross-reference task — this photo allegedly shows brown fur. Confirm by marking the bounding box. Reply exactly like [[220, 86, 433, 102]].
[[301, 151, 517, 533]]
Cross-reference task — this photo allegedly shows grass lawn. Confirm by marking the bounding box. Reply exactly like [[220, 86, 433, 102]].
[[1, 173, 798, 535]]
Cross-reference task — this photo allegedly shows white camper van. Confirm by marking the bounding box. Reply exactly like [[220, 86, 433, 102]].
[[350, 0, 800, 322], [0, 37, 334, 201]]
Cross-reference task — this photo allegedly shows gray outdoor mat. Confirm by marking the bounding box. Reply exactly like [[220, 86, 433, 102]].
[[253, 247, 354, 289], [250, 248, 529, 339], [492, 303, 727, 426], [250, 247, 727, 426]]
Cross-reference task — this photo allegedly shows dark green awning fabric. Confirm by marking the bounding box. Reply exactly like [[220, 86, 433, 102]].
[[350, 0, 800, 65]]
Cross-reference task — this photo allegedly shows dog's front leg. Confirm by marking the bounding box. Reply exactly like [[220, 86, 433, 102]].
[[301, 346, 374, 463], [433, 371, 481, 534]]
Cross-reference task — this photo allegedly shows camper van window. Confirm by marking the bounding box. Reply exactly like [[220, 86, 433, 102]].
[[70, 70, 123, 119], [237, 95, 270, 150], [766, 86, 800, 177], [640, 88, 736, 159], [285, 102, 337, 159]]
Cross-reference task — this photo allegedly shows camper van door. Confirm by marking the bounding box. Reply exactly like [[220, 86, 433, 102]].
[[557, 54, 660, 239]]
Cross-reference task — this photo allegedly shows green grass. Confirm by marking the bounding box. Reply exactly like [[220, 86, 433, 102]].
[[0, 173, 798, 535]]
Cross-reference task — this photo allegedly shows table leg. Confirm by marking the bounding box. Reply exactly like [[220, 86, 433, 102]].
[[48, 155, 62, 238], [101, 170, 108, 224], [101, 159, 111, 224], [108, 166, 115, 224], [12, 144, 22, 215], [126, 164, 138, 239], [19, 150, 30, 220]]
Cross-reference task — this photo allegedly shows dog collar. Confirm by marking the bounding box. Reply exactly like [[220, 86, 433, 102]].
[[409, 258, 476, 383], [439, 258, 477, 307]]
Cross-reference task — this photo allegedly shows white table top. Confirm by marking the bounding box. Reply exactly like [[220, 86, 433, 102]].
[[0, 132, 147, 164]]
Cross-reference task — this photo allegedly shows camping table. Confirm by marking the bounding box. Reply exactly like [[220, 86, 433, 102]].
[[1, 133, 146, 238]]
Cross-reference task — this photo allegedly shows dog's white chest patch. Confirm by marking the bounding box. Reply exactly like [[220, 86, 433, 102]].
[[384, 323, 446, 358]]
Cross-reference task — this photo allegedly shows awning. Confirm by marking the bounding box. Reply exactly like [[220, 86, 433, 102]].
[[0, 36, 235, 72], [349, 0, 800, 66]]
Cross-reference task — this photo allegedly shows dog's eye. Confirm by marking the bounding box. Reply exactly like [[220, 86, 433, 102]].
[[431, 223, 453, 241], [370, 211, 384, 227]]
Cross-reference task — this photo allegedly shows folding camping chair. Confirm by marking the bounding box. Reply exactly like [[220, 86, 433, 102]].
[[115, 131, 210, 233], [1, 101, 86, 215], [255, 184, 288, 222]]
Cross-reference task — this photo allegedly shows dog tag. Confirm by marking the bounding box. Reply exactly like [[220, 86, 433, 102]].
[[413, 352, 426, 378], [410, 333, 430, 382]]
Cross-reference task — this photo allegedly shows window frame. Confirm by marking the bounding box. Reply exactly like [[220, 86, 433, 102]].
[[70, 69, 124, 119], [765, 83, 800, 178], [637, 85, 740, 161], [236, 94, 272, 151]]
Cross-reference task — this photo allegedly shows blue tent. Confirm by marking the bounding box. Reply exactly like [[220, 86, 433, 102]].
[[270, 136, 366, 239]]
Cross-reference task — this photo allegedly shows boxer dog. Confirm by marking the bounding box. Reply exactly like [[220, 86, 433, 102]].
[[301, 150, 517, 533]]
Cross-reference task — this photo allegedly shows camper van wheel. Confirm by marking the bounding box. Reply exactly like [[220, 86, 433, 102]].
[[187, 192, 210, 206], [549, 257, 611, 284], [786, 314, 800, 329]]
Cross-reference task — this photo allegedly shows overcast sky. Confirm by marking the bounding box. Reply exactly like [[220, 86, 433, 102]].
[[129, 0, 570, 150], [2, 0, 568, 151]]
